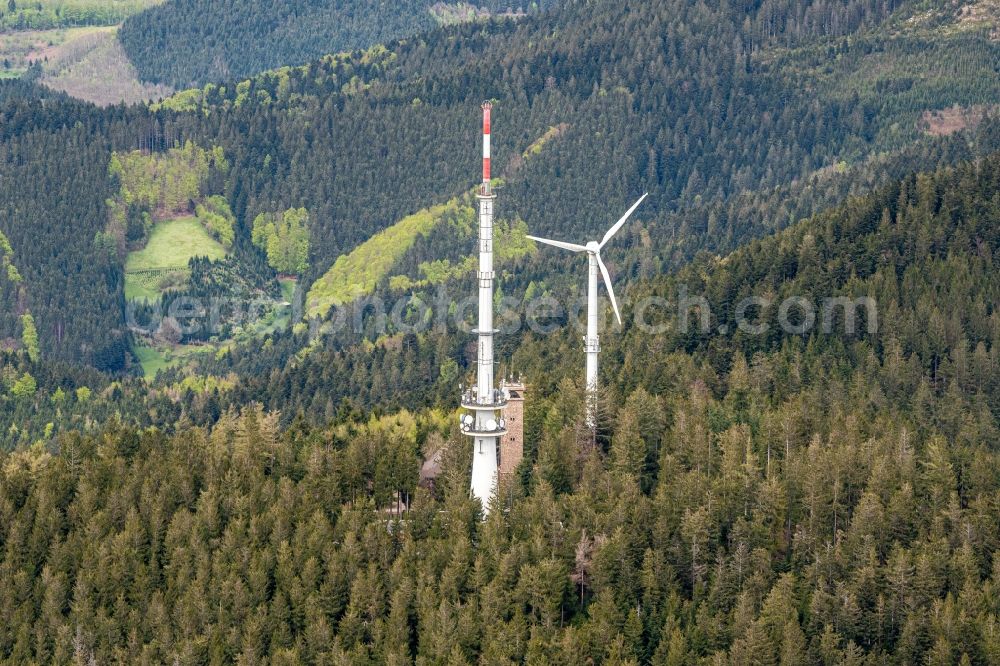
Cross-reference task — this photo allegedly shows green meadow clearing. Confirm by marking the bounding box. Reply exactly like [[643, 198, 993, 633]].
[[124, 216, 227, 301], [132, 343, 174, 378], [133, 342, 213, 379]]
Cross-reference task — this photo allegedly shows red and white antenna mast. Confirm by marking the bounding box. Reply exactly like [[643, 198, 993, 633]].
[[481, 101, 492, 194]]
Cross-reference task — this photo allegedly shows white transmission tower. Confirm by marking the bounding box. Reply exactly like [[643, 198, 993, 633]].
[[460, 102, 506, 515]]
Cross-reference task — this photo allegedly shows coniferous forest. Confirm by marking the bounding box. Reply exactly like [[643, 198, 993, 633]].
[[2, 0, 1000, 663], [118, 0, 559, 89]]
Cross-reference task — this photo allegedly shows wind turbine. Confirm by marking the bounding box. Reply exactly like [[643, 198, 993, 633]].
[[527, 193, 648, 427]]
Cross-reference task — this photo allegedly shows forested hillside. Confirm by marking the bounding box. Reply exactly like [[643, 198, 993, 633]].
[[118, 0, 550, 88], [3, 0, 1000, 661], [0, 95, 131, 371], [174, 133, 1000, 429], [3, 151, 1000, 663], [119, 0, 925, 90], [0, 0, 159, 31], [4, 0, 999, 382]]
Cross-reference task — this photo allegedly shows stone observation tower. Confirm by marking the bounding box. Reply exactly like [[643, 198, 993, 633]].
[[499, 377, 525, 478]]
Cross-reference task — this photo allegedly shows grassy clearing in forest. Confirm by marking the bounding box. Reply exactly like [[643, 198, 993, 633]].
[[124, 216, 226, 300], [133, 342, 212, 379], [132, 343, 173, 378], [279, 277, 297, 304], [126, 216, 226, 271]]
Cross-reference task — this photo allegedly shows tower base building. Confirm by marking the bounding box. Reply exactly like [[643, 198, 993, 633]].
[[499, 378, 525, 478]]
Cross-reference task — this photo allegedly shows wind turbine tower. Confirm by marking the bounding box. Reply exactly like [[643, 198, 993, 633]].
[[528, 193, 648, 426], [460, 102, 506, 514]]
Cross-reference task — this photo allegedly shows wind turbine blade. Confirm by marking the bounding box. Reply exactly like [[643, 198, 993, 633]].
[[599, 193, 649, 249], [596, 253, 622, 326], [526, 235, 588, 253]]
